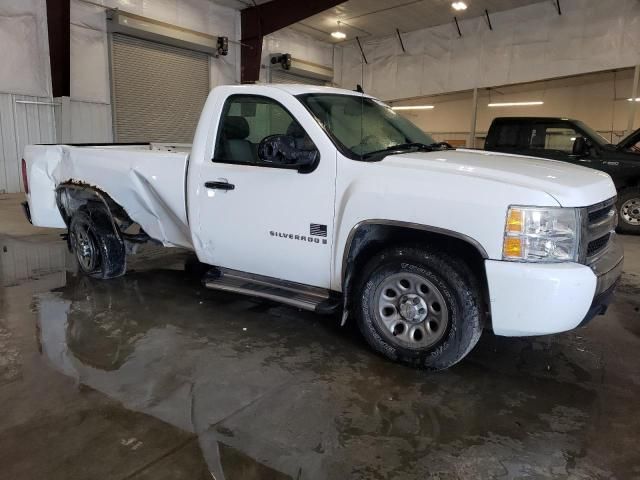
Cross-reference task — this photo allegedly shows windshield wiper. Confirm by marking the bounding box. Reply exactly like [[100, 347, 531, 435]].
[[363, 142, 434, 159]]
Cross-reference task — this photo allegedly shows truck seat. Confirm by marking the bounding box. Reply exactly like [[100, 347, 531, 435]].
[[220, 116, 255, 163]]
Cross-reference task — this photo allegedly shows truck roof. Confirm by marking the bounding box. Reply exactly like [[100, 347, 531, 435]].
[[491, 116, 578, 123], [218, 83, 372, 98], [270, 84, 372, 97]]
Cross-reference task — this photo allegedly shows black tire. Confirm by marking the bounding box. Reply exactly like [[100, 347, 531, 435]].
[[353, 245, 484, 370], [69, 208, 126, 279], [617, 188, 640, 234]]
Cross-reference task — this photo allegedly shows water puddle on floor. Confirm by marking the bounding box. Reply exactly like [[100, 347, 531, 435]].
[[1, 235, 640, 479]]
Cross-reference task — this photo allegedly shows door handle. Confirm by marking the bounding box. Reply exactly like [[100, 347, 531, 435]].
[[205, 181, 235, 191]]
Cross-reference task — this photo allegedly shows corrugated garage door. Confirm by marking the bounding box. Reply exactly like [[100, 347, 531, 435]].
[[270, 69, 327, 86], [111, 34, 209, 143]]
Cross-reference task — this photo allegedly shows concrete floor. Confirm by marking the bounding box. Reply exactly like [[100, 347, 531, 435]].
[[1, 193, 640, 480]]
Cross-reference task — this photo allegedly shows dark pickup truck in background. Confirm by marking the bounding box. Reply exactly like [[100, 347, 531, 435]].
[[485, 117, 640, 233]]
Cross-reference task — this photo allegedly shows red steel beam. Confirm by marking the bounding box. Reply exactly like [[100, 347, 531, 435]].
[[46, 0, 71, 97], [240, 0, 344, 83]]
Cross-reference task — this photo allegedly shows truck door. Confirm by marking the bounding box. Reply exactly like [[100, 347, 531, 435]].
[[527, 121, 594, 167], [189, 90, 337, 289]]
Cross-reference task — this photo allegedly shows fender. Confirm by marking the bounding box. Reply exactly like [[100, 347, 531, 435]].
[[338, 219, 489, 326], [341, 219, 489, 284]]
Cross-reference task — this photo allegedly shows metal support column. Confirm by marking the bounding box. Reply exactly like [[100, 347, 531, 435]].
[[240, 0, 344, 83], [469, 88, 478, 148], [46, 0, 70, 97], [627, 64, 640, 136]]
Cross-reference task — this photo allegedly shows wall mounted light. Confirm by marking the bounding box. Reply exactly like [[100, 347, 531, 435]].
[[488, 101, 544, 107], [627, 97, 640, 102]]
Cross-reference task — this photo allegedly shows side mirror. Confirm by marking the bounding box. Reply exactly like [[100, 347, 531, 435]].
[[572, 136, 590, 156], [258, 134, 318, 173]]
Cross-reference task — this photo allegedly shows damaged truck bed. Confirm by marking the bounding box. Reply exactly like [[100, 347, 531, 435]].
[[25, 143, 193, 249]]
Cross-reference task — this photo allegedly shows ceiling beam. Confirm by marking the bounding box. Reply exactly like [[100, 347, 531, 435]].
[[46, 0, 70, 97], [241, 0, 344, 83]]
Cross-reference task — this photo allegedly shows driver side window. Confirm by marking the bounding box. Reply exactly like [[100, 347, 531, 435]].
[[214, 95, 316, 166]]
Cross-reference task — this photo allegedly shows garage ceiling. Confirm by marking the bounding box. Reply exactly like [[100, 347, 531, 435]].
[[212, 0, 548, 42]]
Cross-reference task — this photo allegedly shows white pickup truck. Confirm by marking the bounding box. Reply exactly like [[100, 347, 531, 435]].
[[22, 84, 623, 370]]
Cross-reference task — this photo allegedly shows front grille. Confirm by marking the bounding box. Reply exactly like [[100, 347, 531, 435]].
[[587, 233, 611, 257], [583, 197, 617, 263], [588, 205, 612, 223]]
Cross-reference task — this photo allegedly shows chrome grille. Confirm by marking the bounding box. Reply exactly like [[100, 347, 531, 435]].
[[582, 197, 617, 264]]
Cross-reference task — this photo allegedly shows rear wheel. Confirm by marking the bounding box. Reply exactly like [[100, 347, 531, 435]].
[[69, 208, 126, 279], [354, 245, 484, 370], [617, 188, 640, 234]]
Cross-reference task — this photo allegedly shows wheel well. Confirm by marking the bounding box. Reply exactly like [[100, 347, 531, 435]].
[[56, 184, 128, 227], [342, 223, 491, 320], [55, 183, 150, 244]]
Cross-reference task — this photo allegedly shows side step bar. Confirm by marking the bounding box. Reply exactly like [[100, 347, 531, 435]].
[[203, 268, 341, 314]]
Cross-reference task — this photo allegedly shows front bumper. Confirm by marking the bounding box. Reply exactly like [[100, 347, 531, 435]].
[[486, 236, 623, 337]]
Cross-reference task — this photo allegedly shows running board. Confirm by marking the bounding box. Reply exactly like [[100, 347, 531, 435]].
[[203, 268, 341, 313]]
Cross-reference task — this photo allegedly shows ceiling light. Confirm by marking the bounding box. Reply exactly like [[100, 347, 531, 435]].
[[628, 97, 640, 102], [391, 105, 435, 110], [331, 31, 346, 39], [488, 101, 544, 107], [452, 2, 468, 11]]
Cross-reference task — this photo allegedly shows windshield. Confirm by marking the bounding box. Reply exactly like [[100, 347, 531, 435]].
[[297, 93, 436, 160], [618, 128, 640, 150], [573, 120, 609, 147]]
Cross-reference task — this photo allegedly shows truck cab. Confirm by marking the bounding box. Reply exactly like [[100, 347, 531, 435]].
[[485, 117, 640, 233]]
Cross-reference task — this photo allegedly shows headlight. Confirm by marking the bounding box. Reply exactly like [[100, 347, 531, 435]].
[[502, 206, 580, 262]]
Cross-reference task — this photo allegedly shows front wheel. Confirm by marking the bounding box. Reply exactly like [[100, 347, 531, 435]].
[[354, 245, 484, 370], [617, 188, 640, 234]]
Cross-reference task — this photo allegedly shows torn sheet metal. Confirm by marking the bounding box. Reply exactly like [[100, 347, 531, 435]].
[[24, 143, 193, 249]]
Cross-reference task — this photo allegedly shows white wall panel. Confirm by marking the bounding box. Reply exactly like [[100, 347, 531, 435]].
[[70, 0, 110, 104], [70, 101, 113, 143], [336, 0, 640, 101], [0, 94, 56, 193], [0, 0, 51, 97]]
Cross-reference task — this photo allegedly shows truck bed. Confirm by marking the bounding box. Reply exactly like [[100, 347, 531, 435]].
[[24, 143, 193, 249]]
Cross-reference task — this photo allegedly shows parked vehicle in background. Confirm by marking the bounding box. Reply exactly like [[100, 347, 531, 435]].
[[485, 117, 640, 234], [22, 85, 623, 370]]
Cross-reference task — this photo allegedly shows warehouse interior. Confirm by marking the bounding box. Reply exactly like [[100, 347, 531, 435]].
[[1, 0, 640, 478]]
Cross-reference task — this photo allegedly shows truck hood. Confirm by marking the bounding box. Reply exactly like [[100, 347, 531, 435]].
[[383, 149, 616, 207]]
